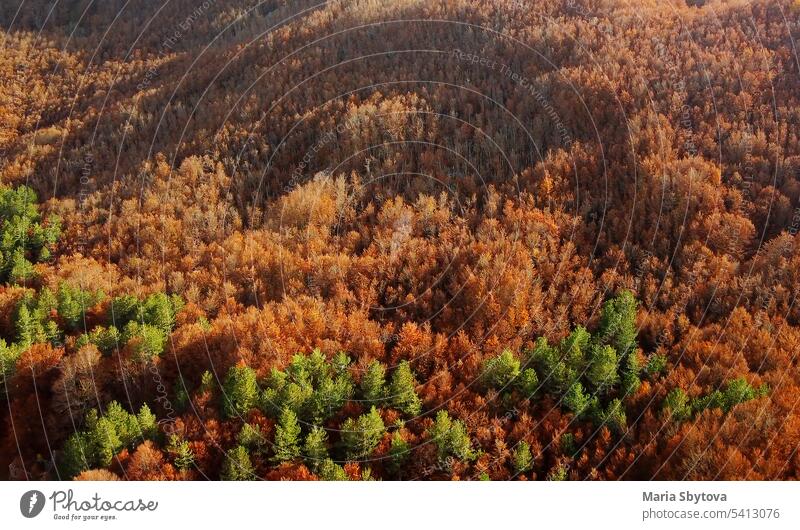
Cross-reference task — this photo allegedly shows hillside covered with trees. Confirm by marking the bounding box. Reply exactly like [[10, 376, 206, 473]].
[[1, 0, 800, 480]]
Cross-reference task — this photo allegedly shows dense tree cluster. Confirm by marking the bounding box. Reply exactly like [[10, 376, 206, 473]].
[[1, 0, 800, 480]]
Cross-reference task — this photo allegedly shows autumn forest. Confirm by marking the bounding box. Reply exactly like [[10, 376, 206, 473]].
[[1, 0, 800, 481]]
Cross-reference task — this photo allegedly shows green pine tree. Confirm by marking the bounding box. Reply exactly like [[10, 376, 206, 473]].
[[360, 360, 387, 403], [303, 426, 329, 470], [481, 349, 520, 389], [273, 407, 301, 463], [221, 445, 254, 480], [318, 458, 349, 481], [389, 361, 422, 416], [587, 344, 619, 393], [563, 382, 591, 418], [136, 404, 158, 440], [388, 431, 410, 474], [222, 364, 259, 418], [341, 406, 385, 460], [598, 291, 638, 357], [237, 423, 266, 451], [60, 432, 93, 478], [167, 434, 195, 471], [428, 410, 475, 462], [512, 441, 533, 473], [663, 388, 692, 421]]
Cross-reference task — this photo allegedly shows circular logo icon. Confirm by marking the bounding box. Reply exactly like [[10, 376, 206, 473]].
[[20, 490, 45, 518]]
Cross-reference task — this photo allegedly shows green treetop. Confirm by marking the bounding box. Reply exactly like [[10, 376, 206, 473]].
[[389, 361, 422, 416], [222, 364, 259, 418], [360, 360, 387, 403], [272, 407, 302, 463], [341, 406, 385, 460], [0, 185, 61, 284], [221, 445, 255, 480]]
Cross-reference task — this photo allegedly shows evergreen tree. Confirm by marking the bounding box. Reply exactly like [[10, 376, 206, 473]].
[[598, 291, 638, 357], [80, 325, 121, 356], [103, 402, 132, 447], [167, 435, 195, 471], [389, 361, 422, 416], [222, 364, 259, 418], [481, 349, 520, 389], [89, 414, 122, 468], [123, 322, 166, 362], [559, 325, 590, 369], [308, 370, 353, 423], [602, 398, 627, 433], [692, 389, 725, 413], [108, 295, 140, 328], [516, 368, 539, 397], [620, 350, 642, 397], [273, 407, 301, 462], [0, 185, 60, 284], [60, 432, 92, 478], [57, 283, 103, 331], [0, 339, 21, 390], [529, 337, 573, 393], [663, 388, 692, 421], [331, 351, 351, 376], [560, 432, 576, 456], [447, 415, 474, 461], [645, 353, 668, 377], [14, 302, 36, 347], [140, 292, 182, 334], [587, 344, 619, 392], [547, 465, 568, 481], [221, 445, 254, 480], [388, 431, 409, 473], [318, 459, 348, 481], [303, 426, 329, 470], [341, 406, 385, 460], [7, 249, 35, 283], [428, 410, 474, 461], [360, 360, 387, 403], [200, 370, 215, 394], [238, 423, 266, 451], [512, 441, 533, 473], [563, 381, 591, 418], [136, 404, 158, 440], [720, 378, 763, 412]]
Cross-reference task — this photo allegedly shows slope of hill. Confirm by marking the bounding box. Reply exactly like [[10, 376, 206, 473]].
[[1, 0, 799, 480]]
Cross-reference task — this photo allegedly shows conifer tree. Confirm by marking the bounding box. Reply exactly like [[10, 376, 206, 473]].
[[238, 423, 266, 451], [428, 410, 474, 461], [360, 360, 387, 403], [481, 349, 520, 389], [273, 407, 301, 462], [587, 344, 618, 393], [389, 361, 422, 416], [136, 404, 158, 440], [61, 432, 92, 478], [388, 431, 410, 473], [341, 406, 385, 460], [221, 445, 254, 480], [598, 291, 638, 357], [303, 426, 329, 470], [318, 459, 348, 481], [167, 435, 195, 471], [663, 388, 692, 421], [222, 364, 259, 418], [513, 441, 533, 473]]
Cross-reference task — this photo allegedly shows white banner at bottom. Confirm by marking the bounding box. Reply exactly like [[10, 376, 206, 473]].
[[2, 481, 798, 529]]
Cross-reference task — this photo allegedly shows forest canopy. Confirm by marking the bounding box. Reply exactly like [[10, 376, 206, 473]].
[[1, 0, 799, 481]]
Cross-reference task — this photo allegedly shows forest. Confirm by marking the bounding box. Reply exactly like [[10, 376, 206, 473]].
[[1, 0, 800, 480]]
